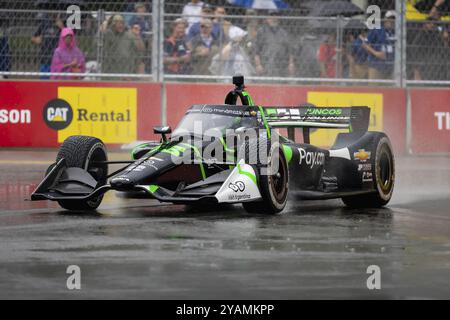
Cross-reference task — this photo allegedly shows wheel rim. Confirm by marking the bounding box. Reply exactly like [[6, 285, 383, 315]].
[[87, 147, 108, 183], [269, 151, 288, 204], [378, 145, 393, 194], [86, 146, 107, 208]]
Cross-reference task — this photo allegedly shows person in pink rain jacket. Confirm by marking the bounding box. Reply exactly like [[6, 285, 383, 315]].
[[50, 28, 85, 79]]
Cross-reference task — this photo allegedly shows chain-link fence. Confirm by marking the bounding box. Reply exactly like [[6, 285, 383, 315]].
[[0, 0, 449, 86]]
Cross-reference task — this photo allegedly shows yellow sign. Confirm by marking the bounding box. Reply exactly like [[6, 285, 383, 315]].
[[307, 92, 383, 148], [406, 1, 450, 21], [57, 87, 137, 143]]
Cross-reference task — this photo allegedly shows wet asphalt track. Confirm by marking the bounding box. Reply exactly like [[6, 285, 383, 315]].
[[0, 150, 449, 299]]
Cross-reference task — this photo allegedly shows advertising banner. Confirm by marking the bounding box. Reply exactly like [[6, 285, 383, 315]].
[[410, 88, 450, 154], [0, 81, 161, 147]]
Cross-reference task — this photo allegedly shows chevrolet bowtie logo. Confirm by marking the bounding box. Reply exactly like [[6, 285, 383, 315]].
[[354, 149, 371, 162]]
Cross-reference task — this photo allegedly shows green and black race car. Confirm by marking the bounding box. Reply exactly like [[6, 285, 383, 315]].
[[31, 76, 395, 214]]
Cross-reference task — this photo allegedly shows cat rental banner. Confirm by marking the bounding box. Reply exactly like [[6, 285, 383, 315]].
[[49, 87, 138, 144]]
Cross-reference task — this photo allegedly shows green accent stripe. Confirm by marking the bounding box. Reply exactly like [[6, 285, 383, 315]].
[[266, 108, 277, 116], [148, 185, 159, 193], [180, 143, 206, 180], [282, 145, 293, 163], [258, 106, 271, 139], [238, 164, 257, 186], [132, 143, 160, 160], [219, 137, 234, 153], [242, 91, 255, 106]]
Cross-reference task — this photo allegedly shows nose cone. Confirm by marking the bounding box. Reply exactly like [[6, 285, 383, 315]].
[[110, 176, 135, 190]]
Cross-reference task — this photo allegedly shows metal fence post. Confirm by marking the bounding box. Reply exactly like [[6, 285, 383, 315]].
[[152, 0, 166, 125], [336, 15, 342, 79], [96, 9, 104, 75], [395, 0, 406, 87], [152, 0, 159, 82]]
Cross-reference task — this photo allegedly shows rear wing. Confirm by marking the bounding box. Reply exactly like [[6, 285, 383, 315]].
[[261, 106, 370, 143]]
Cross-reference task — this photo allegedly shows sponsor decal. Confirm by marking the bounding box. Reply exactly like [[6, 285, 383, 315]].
[[435, 112, 450, 130], [362, 171, 373, 182], [201, 106, 251, 117], [354, 149, 371, 162], [298, 148, 325, 169], [43, 99, 73, 130], [358, 163, 372, 171], [141, 158, 163, 170], [112, 176, 130, 182], [228, 193, 251, 201], [307, 92, 383, 148], [228, 181, 245, 192], [306, 108, 343, 116], [0, 109, 31, 124], [56, 87, 137, 143]]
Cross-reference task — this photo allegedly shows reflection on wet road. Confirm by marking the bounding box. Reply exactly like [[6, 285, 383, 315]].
[[0, 151, 449, 299]]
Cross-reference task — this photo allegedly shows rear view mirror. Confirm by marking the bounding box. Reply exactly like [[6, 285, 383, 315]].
[[153, 126, 171, 134], [153, 126, 171, 142]]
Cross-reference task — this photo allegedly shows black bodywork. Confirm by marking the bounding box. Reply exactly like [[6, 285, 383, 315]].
[[31, 76, 391, 208]]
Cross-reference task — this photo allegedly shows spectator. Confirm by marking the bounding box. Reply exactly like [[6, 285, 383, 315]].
[[189, 18, 219, 75], [128, 2, 151, 35], [164, 19, 191, 74], [254, 11, 295, 77], [317, 32, 339, 78], [50, 28, 86, 80], [0, 29, 10, 78], [187, 5, 226, 44], [31, 12, 64, 79], [182, 0, 204, 32], [361, 10, 396, 80], [348, 28, 369, 79], [429, 0, 449, 19], [242, 9, 259, 59], [410, 16, 447, 80], [103, 15, 145, 76], [209, 25, 255, 78]]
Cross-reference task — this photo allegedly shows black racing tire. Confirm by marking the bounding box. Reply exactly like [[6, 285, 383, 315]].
[[242, 144, 289, 214], [45, 163, 56, 177], [55, 135, 108, 211], [342, 135, 395, 208]]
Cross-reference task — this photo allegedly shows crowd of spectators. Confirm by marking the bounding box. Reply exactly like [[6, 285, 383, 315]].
[[0, 0, 448, 82]]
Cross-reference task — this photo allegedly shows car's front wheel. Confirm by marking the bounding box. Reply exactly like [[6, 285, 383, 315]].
[[53, 135, 108, 211], [242, 145, 289, 214]]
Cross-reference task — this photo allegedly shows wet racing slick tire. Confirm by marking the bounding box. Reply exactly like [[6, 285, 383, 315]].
[[342, 134, 395, 208], [242, 141, 289, 214], [55, 135, 108, 211]]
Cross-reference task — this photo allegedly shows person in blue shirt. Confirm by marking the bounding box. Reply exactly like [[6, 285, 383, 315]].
[[0, 31, 10, 78], [186, 5, 226, 45], [349, 28, 369, 79], [128, 3, 151, 35], [361, 10, 396, 80]]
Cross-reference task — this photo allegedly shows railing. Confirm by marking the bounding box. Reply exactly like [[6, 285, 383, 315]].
[[0, 1, 449, 87]]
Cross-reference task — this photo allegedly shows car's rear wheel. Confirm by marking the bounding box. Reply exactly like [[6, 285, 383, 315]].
[[54, 135, 108, 211], [242, 145, 289, 214], [342, 135, 395, 208]]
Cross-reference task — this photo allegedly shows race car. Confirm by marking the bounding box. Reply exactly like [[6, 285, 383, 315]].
[[31, 76, 395, 214]]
